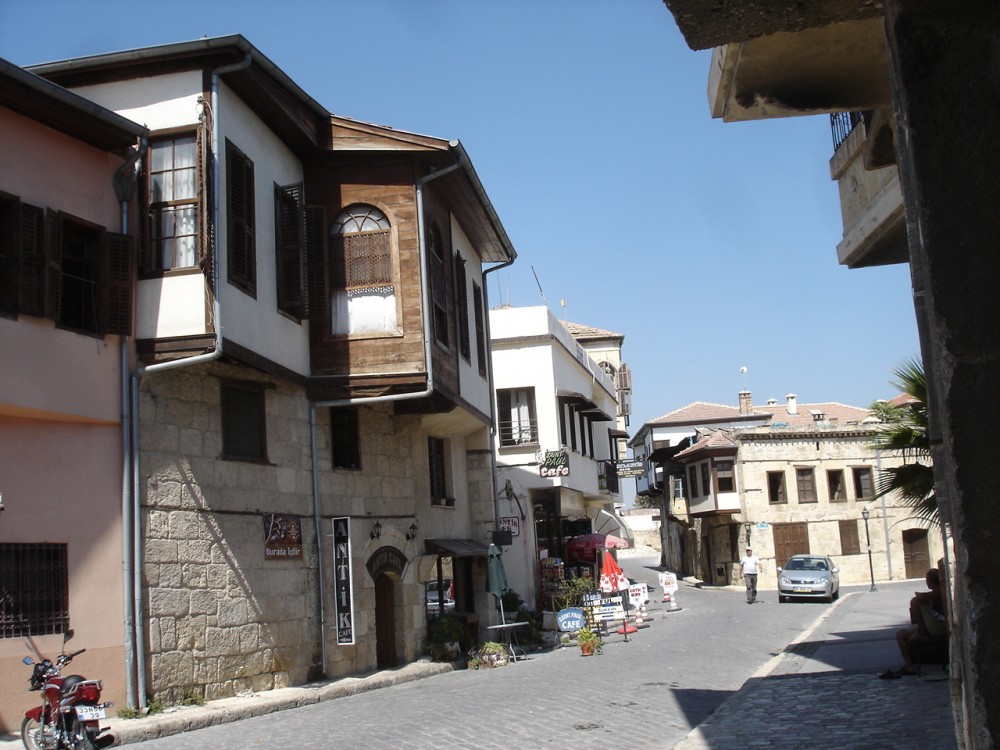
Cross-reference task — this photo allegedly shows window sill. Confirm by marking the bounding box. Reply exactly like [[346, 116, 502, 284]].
[[431, 498, 457, 508]]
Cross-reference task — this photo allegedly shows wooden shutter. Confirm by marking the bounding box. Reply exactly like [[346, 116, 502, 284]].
[[473, 282, 486, 376], [454, 253, 470, 360], [226, 141, 255, 294], [101, 232, 133, 335], [44, 210, 62, 323], [18, 203, 45, 317], [303, 205, 327, 319], [275, 183, 303, 316], [137, 154, 152, 274]]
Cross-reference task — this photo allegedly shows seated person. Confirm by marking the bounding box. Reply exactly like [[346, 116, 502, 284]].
[[815, 560, 828, 571], [880, 568, 947, 678]]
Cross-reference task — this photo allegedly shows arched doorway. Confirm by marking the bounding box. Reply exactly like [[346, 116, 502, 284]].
[[366, 545, 408, 670], [374, 573, 397, 669]]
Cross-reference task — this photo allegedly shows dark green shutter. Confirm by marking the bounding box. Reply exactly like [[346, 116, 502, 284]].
[[101, 232, 133, 335], [18, 203, 45, 317], [44, 210, 62, 323]]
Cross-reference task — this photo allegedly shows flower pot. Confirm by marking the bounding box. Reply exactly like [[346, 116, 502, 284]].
[[580, 641, 597, 656]]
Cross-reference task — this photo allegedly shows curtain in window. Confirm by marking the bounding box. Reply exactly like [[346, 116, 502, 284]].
[[332, 286, 397, 334]]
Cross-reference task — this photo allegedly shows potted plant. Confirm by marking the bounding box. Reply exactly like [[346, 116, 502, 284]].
[[425, 613, 466, 661], [576, 627, 603, 656], [467, 641, 509, 669]]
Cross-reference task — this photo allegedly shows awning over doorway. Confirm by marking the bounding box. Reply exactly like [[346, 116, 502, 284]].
[[424, 538, 490, 558], [589, 508, 634, 545]]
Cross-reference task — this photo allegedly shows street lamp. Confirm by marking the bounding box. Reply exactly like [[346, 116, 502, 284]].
[[861, 507, 877, 591]]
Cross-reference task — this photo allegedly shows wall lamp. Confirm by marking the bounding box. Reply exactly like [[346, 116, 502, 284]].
[[406, 522, 419, 541], [370, 520, 382, 541]]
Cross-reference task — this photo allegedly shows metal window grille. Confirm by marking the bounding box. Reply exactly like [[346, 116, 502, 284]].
[[428, 437, 447, 499], [0, 543, 69, 638]]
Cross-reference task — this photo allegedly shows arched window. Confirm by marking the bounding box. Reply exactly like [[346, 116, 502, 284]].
[[329, 204, 396, 335]]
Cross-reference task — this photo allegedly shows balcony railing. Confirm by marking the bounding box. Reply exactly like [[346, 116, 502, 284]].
[[831, 111, 865, 152], [498, 418, 539, 448]]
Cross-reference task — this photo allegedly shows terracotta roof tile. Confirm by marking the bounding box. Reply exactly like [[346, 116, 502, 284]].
[[561, 320, 624, 340]]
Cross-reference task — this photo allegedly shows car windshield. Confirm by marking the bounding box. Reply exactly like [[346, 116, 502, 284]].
[[787, 558, 827, 571]]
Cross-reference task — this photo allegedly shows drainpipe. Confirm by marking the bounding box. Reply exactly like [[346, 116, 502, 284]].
[[125, 52, 251, 710], [115, 137, 146, 710], [306, 156, 462, 676], [481, 255, 515, 532]]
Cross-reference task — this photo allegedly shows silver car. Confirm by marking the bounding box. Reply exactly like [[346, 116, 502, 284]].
[[777, 554, 840, 603]]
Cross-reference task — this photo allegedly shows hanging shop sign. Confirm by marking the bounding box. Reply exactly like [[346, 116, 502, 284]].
[[332, 517, 355, 645], [615, 459, 645, 478], [366, 545, 407, 580], [499, 516, 520, 536], [539, 450, 570, 478], [263, 514, 303, 559]]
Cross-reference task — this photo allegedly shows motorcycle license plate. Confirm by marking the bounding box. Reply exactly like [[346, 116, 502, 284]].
[[75, 705, 106, 721]]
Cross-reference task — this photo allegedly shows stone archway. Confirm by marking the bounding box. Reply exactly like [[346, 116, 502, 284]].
[[366, 545, 408, 670]]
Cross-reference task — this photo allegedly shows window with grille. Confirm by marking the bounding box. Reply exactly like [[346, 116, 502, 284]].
[[498, 388, 538, 447], [796, 467, 818, 503], [226, 140, 256, 296], [839, 520, 861, 555], [221, 381, 267, 461], [700, 463, 711, 497], [331, 408, 361, 469], [428, 437, 448, 500], [329, 204, 396, 335], [0, 543, 69, 638]]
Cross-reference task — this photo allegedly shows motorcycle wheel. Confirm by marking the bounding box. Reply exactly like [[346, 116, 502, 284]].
[[68, 718, 97, 750], [19, 716, 45, 750]]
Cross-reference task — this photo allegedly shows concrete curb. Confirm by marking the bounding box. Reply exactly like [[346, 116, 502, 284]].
[[108, 660, 455, 745]]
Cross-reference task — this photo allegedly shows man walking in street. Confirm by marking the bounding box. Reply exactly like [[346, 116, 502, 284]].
[[740, 547, 762, 604]]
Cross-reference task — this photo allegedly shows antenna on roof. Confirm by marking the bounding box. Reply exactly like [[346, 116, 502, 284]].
[[740, 366, 748, 391], [531, 266, 546, 305], [560, 299, 567, 320]]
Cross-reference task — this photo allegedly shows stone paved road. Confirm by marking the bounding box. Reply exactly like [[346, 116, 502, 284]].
[[127, 554, 828, 750]]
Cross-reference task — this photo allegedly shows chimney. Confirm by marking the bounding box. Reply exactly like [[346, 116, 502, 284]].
[[786, 393, 798, 415], [738, 390, 752, 416]]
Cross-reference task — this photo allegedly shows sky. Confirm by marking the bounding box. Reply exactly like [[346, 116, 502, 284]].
[[0, 0, 920, 429]]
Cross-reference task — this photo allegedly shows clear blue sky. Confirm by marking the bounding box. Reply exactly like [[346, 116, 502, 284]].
[[1, 0, 920, 428]]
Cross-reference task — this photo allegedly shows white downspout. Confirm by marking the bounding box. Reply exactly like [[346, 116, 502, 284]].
[[307, 157, 462, 676], [114, 137, 145, 710], [127, 53, 251, 710]]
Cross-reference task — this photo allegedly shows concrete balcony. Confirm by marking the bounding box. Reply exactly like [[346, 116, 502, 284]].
[[829, 114, 908, 269]]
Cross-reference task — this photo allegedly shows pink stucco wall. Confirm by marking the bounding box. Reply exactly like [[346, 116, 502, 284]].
[[0, 104, 131, 732]]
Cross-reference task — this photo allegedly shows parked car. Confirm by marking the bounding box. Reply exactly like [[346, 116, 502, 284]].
[[426, 580, 455, 612], [777, 554, 840, 603]]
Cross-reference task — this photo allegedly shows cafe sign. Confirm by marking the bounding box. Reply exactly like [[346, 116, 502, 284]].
[[615, 459, 645, 478], [538, 450, 570, 478], [263, 514, 303, 560], [332, 517, 355, 645]]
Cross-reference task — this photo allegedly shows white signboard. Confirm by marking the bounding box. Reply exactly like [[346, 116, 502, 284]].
[[658, 571, 678, 597], [499, 516, 520, 536], [627, 582, 649, 606]]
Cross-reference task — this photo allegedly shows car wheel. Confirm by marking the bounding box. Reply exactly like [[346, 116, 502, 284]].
[[832, 588, 840, 601]]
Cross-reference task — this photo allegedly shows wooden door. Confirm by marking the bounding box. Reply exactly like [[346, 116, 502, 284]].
[[902, 528, 930, 579], [772, 522, 810, 568], [375, 573, 397, 669]]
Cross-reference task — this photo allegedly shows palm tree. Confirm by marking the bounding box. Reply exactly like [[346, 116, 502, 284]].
[[871, 358, 937, 524]]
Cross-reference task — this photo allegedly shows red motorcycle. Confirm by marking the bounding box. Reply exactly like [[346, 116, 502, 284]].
[[21, 631, 114, 750]]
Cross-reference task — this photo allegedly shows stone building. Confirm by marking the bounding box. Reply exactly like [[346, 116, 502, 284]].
[[633, 392, 940, 588], [28, 36, 516, 707]]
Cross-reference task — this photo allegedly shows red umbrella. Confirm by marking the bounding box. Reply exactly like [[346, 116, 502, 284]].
[[565, 532, 630, 563], [598, 550, 629, 594]]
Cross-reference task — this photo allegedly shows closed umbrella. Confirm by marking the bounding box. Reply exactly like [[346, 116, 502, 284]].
[[486, 543, 508, 623]]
